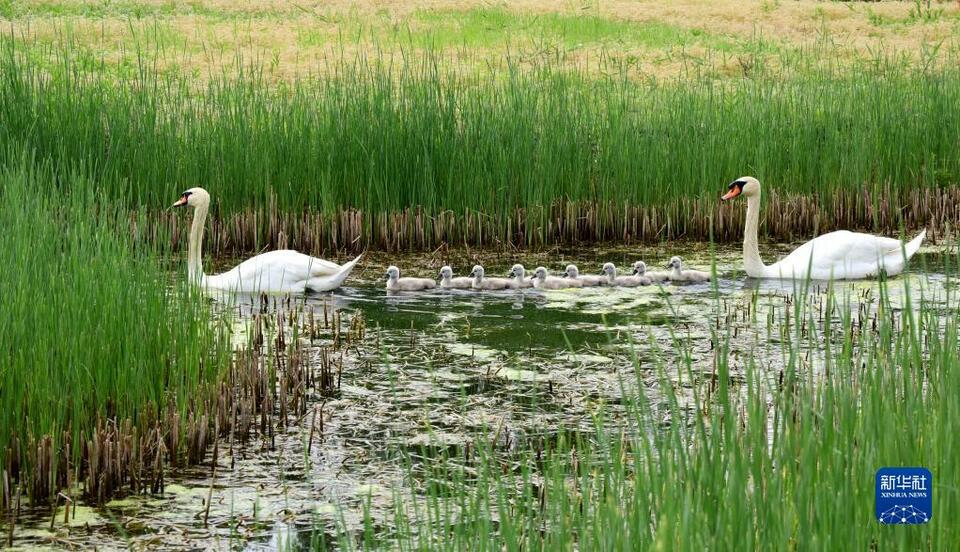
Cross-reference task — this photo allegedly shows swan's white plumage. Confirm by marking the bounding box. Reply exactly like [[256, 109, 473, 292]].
[[759, 229, 926, 280], [204, 250, 361, 293], [175, 187, 360, 293], [724, 177, 925, 280]]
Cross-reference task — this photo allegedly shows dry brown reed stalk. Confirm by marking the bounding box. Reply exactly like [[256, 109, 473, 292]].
[[1, 308, 366, 519], [155, 186, 953, 256]]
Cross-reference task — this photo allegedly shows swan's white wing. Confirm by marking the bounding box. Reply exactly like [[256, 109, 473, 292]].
[[208, 250, 352, 292], [306, 254, 362, 292], [258, 250, 343, 276], [771, 230, 913, 279]]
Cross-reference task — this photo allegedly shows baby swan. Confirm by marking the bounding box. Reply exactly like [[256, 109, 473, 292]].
[[602, 262, 649, 287], [563, 264, 605, 286], [439, 266, 473, 289], [471, 265, 517, 290], [385, 266, 436, 292], [531, 266, 583, 290], [666, 256, 711, 283], [631, 261, 663, 283], [509, 264, 535, 288]]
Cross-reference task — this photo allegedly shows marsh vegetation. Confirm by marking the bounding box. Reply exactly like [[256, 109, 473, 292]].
[[5, 249, 959, 548], [1, 1, 958, 549]]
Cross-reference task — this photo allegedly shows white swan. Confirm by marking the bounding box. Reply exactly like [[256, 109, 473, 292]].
[[563, 264, 606, 286], [602, 262, 648, 287], [665, 256, 710, 283], [632, 261, 668, 283], [173, 188, 361, 293], [439, 266, 473, 289], [531, 267, 583, 290], [722, 177, 926, 279], [386, 266, 436, 291], [508, 264, 536, 288], [470, 265, 517, 290]]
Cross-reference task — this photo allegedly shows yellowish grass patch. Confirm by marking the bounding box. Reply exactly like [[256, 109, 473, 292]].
[[4, 0, 957, 81]]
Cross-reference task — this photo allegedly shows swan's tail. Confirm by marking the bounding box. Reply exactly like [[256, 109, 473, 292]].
[[903, 229, 926, 260], [307, 254, 362, 292]]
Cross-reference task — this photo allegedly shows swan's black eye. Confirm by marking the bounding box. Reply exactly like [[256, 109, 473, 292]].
[[729, 180, 746, 190]]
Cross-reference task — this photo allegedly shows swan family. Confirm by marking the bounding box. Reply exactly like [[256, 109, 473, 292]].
[[386, 260, 701, 292], [174, 178, 926, 293]]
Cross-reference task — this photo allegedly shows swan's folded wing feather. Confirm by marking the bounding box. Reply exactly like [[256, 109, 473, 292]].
[[260, 250, 343, 277], [224, 250, 327, 290], [306, 257, 343, 276], [840, 233, 907, 267], [773, 231, 913, 279]]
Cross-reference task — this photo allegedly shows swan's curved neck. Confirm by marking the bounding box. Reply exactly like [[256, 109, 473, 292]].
[[742, 192, 767, 277], [188, 200, 208, 284]]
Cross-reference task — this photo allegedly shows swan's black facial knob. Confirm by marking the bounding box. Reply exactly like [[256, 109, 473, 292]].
[[172, 191, 193, 208], [721, 180, 746, 201]]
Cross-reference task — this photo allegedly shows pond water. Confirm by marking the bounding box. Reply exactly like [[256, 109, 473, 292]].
[[8, 243, 956, 550]]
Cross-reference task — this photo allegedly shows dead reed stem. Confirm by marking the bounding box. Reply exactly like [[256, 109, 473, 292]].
[[1, 308, 364, 526], [156, 187, 952, 256]]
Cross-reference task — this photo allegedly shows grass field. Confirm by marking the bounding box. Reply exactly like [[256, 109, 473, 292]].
[[3, 1, 960, 81]]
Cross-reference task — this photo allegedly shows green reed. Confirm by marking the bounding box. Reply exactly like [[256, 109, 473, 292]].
[[0, 155, 229, 505], [1, 38, 957, 248], [330, 264, 959, 549]]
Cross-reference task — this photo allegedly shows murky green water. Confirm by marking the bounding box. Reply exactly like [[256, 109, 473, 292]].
[[9, 244, 955, 550]]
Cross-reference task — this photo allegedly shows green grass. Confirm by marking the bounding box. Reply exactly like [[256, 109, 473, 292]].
[[0, 38, 956, 243], [0, 153, 230, 503], [406, 7, 732, 52], [327, 269, 960, 549], [0, 0, 282, 20]]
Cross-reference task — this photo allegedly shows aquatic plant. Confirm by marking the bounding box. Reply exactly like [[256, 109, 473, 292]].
[[0, 160, 364, 515], [0, 160, 227, 508], [331, 259, 960, 549], [1, 40, 955, 252]]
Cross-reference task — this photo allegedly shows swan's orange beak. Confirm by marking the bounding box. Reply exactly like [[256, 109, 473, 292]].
[[172, 196, 189, 207], [721, 187, 741, 201]]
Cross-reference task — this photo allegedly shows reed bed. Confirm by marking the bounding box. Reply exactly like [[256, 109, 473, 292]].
[[2, 40, 956, 252], [329, 262, 960, 549], [0, 159, 365, 517], [155, 185, 958, 254]]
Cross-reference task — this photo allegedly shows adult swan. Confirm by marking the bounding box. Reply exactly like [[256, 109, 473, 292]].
[[173, 188, 361, 292], [721, 177, 925, 280]]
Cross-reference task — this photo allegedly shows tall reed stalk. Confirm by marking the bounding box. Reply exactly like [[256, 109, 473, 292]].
[[1, 39, 955, 251], [0, 156, 229, 506]]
